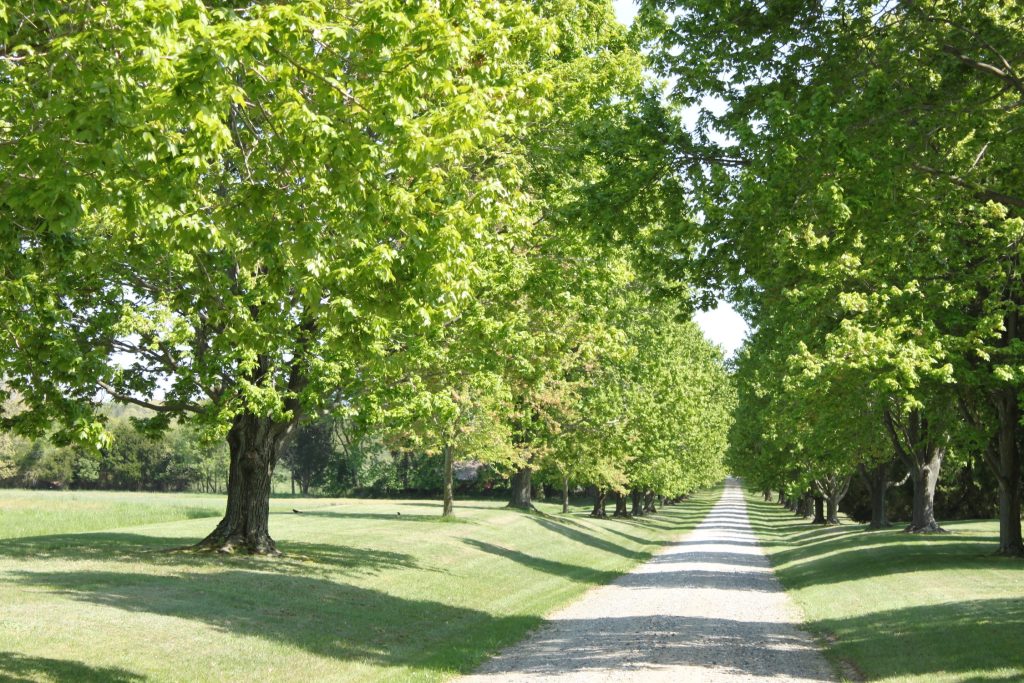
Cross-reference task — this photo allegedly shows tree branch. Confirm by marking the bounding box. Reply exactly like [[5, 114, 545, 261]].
[[97, 381, 197, 414]]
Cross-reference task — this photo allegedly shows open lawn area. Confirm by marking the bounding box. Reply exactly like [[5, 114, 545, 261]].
[[745, 492, 1024, 682], [0, 488, 719, 682]]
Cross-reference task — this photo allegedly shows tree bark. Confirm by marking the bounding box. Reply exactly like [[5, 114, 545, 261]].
[[812, 496, 826, 525], [196, 413, 294, 555], [613, 492, 629, 517], [442, 445, 454, 517], [815, 474, 850, 526], [562, 476, 570, 514], [859, 461, 893, 529], [590, 487, 607, 518], [644, 491, 656, 513], [905, 455, 943, 532], [798, 493, 814, 518], [884, 407, 946, 533], [631, 490, 644, 516], [992, 388, 1023, 554], [825, 496, 840, 525], [763, 489, 771, 501], [507, 466, 533, 510]]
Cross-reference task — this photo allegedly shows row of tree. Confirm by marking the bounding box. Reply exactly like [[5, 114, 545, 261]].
[[637, 0, 1024, 553], [1, 1, 733, 553]]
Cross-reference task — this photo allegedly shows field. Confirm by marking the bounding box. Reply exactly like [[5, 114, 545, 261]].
[[745, 492, 1024, 682], [0, 488, 720, 682]]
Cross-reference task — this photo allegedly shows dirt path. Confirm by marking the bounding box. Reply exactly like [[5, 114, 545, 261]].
[[459, 478, 835, 682]]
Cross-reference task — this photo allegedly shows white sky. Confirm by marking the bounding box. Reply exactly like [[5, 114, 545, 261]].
[[612, 0, 749, 358]]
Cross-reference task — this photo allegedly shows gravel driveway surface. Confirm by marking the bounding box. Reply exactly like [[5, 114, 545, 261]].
[[459, 478, 835, 682]]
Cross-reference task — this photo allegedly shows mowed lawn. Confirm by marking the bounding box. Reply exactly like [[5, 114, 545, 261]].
[[745, 492, 1024, 682], [0, 488, 720, 682]]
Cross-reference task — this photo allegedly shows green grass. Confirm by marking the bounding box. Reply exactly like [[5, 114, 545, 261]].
[[0, 489, 347, 540], [0, 488, 720, 682], [745, 491, 1024, 682]]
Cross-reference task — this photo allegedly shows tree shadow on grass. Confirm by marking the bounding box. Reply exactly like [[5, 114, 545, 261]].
[[526, 517, 651, 560], [808, 598, 1024, 681], [463, 540, 621, 585], [0, 532, 427, 578], [0, 652, 145, 683], [10, 567, 541, 676], [744, 499, 1016, 588]]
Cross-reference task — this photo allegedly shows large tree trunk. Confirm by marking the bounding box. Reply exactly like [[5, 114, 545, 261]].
[[815, 475, 850, 526], [825, 497, 839, 525], [197, 413, 293, 555], [613, 492, 629, 517], [644, 491, 656, 513], [812, 496, 826, 525], [798, 493, 814, 518], [906, 449, 943, 532], [992, 388, 1023, 554], [590, 487, 607, 518], [631, 490, 644, 516], [562, 476, 570, 514], [442, 445, 455, 517], [884, 407, 946, 533], [762, 489, 771, 501], [507, 466, 533, 510], [859, 461, 893, 530]]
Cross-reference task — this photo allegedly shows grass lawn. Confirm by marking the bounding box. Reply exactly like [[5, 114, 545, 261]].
[[745, 492, 1024, 682], [0, 487, 720, 682]]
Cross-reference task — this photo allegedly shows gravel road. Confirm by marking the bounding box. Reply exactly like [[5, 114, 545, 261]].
[[459, 478, 835, 682]]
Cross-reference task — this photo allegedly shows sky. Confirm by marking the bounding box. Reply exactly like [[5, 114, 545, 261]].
[[611, 0, 749, 357]]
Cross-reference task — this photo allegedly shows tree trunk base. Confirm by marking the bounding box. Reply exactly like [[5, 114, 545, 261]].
[[193, 529, 281, 556], [993, 543, 1024, 557], [903, 522, 947, 534]]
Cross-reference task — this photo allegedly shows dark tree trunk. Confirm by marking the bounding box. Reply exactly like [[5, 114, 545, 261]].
[[812, 496, 826, 525], [507, 466, 533, 510], [197, 413, 294, 555], [562, 476, 570, 514], [814, 474, 850, 526], [631, 490, 644, 516], [799, 493, 814, 518], [613, 492, 629, 517], [992, 388, 1023, 554], [906, 453, 943, 532], [590, 488, 607, 518], [763, 490, 771, 501], [442, 445, 455, 517], [300, 477, 310, 496], [644, 491, 656, 513], [884, 408, 946, 533], [825, 496, 840, 525], [859, 461, 893, 530], [290, 470, 295, 496], [777, 490, 786, 505]]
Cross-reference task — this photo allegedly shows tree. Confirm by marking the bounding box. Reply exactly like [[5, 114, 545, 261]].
[[643, 0, 1024, 550], [1, 0, 562, 553]]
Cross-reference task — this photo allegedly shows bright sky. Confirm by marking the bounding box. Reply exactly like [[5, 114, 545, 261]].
[[612, 0, 749, 357], [612, 0, 640, 25]]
